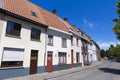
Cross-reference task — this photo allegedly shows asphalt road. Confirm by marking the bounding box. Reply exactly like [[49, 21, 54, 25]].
[[45, 61, 120, 80]]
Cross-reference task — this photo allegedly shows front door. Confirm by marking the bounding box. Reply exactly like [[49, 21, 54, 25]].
[[46, 52, 53, 72], [30, 50, 38, 74], [71, 50, 74, 68]]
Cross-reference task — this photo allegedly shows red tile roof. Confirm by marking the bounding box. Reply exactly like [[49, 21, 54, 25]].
[[1, 0, 92, 42], [38, 7, 68, 31], [2, 0, 46, 25], [83, 33, 91, 42], [2, 0, 68, 31], [61, 19, 79, 35]]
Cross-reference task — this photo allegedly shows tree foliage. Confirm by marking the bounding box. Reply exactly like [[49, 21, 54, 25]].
[[113, 1, 120, 40], [100, 44, 120, 58]]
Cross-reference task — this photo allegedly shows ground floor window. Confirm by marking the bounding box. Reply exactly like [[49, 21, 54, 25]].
[[1, 48, 24, 68], [76, 52, 80, 63], [58, 52, 67, 64]]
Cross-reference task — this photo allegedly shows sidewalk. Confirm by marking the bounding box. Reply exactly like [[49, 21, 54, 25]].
[[5, 60, 104, 80]]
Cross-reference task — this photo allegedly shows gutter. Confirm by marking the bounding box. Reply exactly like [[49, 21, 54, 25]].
[[44, 28, 47, 71], [49, 26, 72, 35], [0, 8, 48, 28]]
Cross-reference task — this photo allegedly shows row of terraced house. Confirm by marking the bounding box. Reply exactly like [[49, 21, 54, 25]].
[[0, 0, 101, 79]]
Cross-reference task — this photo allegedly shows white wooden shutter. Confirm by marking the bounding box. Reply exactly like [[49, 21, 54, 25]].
[[2, 48, 24, 61]]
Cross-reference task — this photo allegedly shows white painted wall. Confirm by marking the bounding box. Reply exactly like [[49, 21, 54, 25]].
[[46, 28, 71, 65], [0, 14, 84, 68], [92, 43, 97, 62], [71, 35, 83, 65], [88, 43, 97, 64], [0, 14, 46, 68]]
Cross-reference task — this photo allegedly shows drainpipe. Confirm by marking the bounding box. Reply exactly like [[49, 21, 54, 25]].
[[44, 28, 48, 72]]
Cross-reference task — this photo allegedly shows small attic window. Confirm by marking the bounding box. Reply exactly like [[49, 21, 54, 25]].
[[31, 11, 37, 17]]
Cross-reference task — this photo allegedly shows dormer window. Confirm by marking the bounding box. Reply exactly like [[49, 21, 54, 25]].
[[31, 11, 37, 17]]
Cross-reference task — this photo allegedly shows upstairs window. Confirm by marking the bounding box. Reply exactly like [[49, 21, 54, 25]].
[[71, 36, 73, 45], [62, 38, 67, 48], [48, 35, 53, 46], [31, 28, 41, 41], [6, 21, 21, 37], [31, 11, 37, 17], [76, 38, 79, 46]]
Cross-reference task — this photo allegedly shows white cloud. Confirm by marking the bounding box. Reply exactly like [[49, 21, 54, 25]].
[[97, 41, 120, 50], [83, 19, 95, 28]]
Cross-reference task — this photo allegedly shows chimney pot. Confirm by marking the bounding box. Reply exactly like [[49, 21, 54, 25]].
[[63, 18, 68, 21], [52, 9, 57, 14]]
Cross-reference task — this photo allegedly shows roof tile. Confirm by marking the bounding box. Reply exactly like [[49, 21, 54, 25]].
[[3, 0, 47, 25]]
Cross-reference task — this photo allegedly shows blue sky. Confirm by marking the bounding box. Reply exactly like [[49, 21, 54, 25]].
[[30, 0, 119, 50]]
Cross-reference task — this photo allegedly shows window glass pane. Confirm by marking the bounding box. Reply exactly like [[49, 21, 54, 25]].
[[14, 23, 21, 31], [31, 11, 37, 17], [1, 61, 23, 67], [76, 53, 80, 63], [7, 21, 14, 31], [77, 38, 78, 46], [6, 21, 21, 36], [31, 28, 41, 40], [48, 35, 53, 44], [62, 38, 67, 47], [58, 53, 66, 64]]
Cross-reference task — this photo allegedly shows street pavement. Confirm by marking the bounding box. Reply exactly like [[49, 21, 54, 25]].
[[5, 60, 120, 80], [46, 61, 120, 80]]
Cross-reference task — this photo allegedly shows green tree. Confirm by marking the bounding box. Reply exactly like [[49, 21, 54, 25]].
[[100, 44, 120, 59], [113, 44, 120, 56], [100, 49, 106, 58], [113, 1, 120, 40]]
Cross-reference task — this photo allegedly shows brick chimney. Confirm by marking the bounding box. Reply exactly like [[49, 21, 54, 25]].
[[63, 18, 68, 21], [52, 9, 57, 14]]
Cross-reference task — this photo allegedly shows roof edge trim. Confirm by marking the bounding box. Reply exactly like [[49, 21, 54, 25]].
[[49, 26, 72, 35]]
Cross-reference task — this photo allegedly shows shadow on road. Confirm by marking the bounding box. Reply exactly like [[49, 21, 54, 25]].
[[99, 68, 120, 75]]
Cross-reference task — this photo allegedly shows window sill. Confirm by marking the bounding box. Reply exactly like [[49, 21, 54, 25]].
[[0, 66, 24, 70], [48, 43, 53, 46], [62, 46, 67, 48], [5, 34, 21, 39], [31, 39, 41, 42]]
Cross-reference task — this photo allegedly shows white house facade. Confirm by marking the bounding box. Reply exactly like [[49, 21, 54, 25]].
[[45, 27, 72, 72], [0, 0, 101, 79], [0, 13, 48, 79]]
